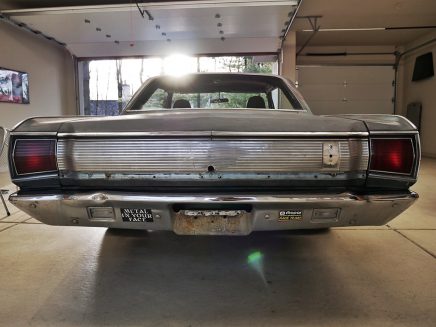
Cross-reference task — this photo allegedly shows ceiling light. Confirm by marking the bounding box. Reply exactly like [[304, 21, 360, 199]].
[[84, 19, 90, 23], [215, 13, 221, 19], [96, 27, 101, 32], [114, 40, 119, 44], [106, 34, 111, 38], [217, 23, 222, 27], [219, 30, 224, 34]]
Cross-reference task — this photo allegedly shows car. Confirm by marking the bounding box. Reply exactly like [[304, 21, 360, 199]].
[[7, 73, 420, 235]]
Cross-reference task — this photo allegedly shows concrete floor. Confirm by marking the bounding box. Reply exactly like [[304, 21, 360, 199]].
[[0, 160, 435, 327]]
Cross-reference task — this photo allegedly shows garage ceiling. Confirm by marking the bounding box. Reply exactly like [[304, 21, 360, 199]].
[[295, 0, 436, 47], [1, 1, 298, 57], [1, 0, 436, 57]]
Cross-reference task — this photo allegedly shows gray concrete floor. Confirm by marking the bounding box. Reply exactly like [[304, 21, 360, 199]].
[[0, 160, 435, 327]]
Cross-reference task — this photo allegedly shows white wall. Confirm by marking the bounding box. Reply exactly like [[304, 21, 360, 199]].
[[0, 20, 76, 184], [0, 20, 76, 129], [398, 31, 436, 158]]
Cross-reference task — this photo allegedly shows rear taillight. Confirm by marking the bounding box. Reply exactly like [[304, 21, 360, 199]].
[[370, 138, 414, 175], [13, 139, 57, 175]]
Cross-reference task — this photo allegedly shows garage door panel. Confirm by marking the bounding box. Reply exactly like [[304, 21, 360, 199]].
[[309, 100, 393, 115], [297, 85, 345, 101], [298, 85, 393, 102], [300, 84, 392, 99], [306, 100, 348, 115], [345, 85, 393, 101], [298, 66, 394, 84], [297, 66, 394, 115], [341, 67, 394, 84]]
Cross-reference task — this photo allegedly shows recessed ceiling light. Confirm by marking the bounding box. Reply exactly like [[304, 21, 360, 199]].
[[162, 32, 166, 36], [219, 30, 224, 34], [221, 37, 225, 41], [84, 19, 90, 24], [96, 27, 101, 32], [167, 38, 171, 42], [106, 34, 111, 38], [215, 13, 221, 19], [155, 24, 160, 30], [114, 40, 119, 44], [217, 22, 222, 27]]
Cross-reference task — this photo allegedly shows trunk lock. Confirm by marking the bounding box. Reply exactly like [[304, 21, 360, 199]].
[[323, 142, 340, 168]]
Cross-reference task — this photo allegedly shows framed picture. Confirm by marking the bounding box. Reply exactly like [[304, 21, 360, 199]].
[[0, 67, 29, 104]]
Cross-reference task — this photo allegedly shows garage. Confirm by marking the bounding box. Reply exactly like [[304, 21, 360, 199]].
[[0, 0, 435, 326]]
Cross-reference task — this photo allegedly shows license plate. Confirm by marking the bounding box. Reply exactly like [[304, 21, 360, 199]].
[[121, 208, 153, 222], [173, 210, 250, 235]]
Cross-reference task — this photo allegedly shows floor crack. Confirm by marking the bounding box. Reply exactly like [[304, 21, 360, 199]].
[[387, 224, 436, 259]]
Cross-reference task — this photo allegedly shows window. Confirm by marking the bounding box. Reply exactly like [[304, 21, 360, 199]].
[[141, 88, 168, 109], [128, 75, 303, 111], [78, 56, 278, 115]]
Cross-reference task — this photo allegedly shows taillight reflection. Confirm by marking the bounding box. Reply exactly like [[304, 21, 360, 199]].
[[370, 138, 414, 174], [13, 139, 57, 175]]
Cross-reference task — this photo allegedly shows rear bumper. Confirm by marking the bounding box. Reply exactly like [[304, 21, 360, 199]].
[[9, 190, 418, 234]]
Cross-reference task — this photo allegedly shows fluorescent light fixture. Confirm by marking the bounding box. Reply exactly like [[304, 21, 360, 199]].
[[301, 27, 385, 32]]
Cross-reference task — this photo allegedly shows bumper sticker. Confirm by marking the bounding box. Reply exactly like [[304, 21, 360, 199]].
[[278, 210, 303, 221], [121, 208, 153, 222]]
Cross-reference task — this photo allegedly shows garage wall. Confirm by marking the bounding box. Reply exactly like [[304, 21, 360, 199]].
[[399, 31, 436, 158], [0, 20, 76, 183], [0, 20, 76, 129]]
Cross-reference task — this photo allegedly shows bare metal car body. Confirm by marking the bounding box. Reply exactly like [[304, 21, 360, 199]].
[[8, 73, 419, 235]]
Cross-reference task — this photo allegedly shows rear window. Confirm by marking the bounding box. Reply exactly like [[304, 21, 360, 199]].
[[126, 74, 305, 111]]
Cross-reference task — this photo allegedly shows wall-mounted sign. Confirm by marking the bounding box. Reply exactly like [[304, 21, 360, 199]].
[[0, 67, 29, 104]]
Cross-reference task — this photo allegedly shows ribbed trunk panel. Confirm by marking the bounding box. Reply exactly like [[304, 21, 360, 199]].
[[57, 138, 369, 174]]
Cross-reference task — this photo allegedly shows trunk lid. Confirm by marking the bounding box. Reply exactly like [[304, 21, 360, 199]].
[[14, 109, 368, 134]]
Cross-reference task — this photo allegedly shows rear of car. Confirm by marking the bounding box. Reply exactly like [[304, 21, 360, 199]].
[[7, 74, 420, 235]]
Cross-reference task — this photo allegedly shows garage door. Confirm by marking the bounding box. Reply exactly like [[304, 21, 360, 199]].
[[296, 66, 395, 115]]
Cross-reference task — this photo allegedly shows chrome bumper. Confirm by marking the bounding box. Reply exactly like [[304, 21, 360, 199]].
[[9, 191, 418, 234]]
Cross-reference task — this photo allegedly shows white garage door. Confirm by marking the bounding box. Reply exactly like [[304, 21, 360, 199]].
[[296, 66, 395, 115]]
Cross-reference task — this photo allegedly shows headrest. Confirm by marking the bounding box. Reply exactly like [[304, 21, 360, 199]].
[[246, 95, 266, 109], [173, 99, 191, 108]]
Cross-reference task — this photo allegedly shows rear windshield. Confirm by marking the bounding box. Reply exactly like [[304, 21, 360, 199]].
[[125, 74, 305, 111]]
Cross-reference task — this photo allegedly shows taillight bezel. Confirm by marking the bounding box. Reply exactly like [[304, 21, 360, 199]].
[[369, 136, 416, 176], [11, 138, 58, 176]]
